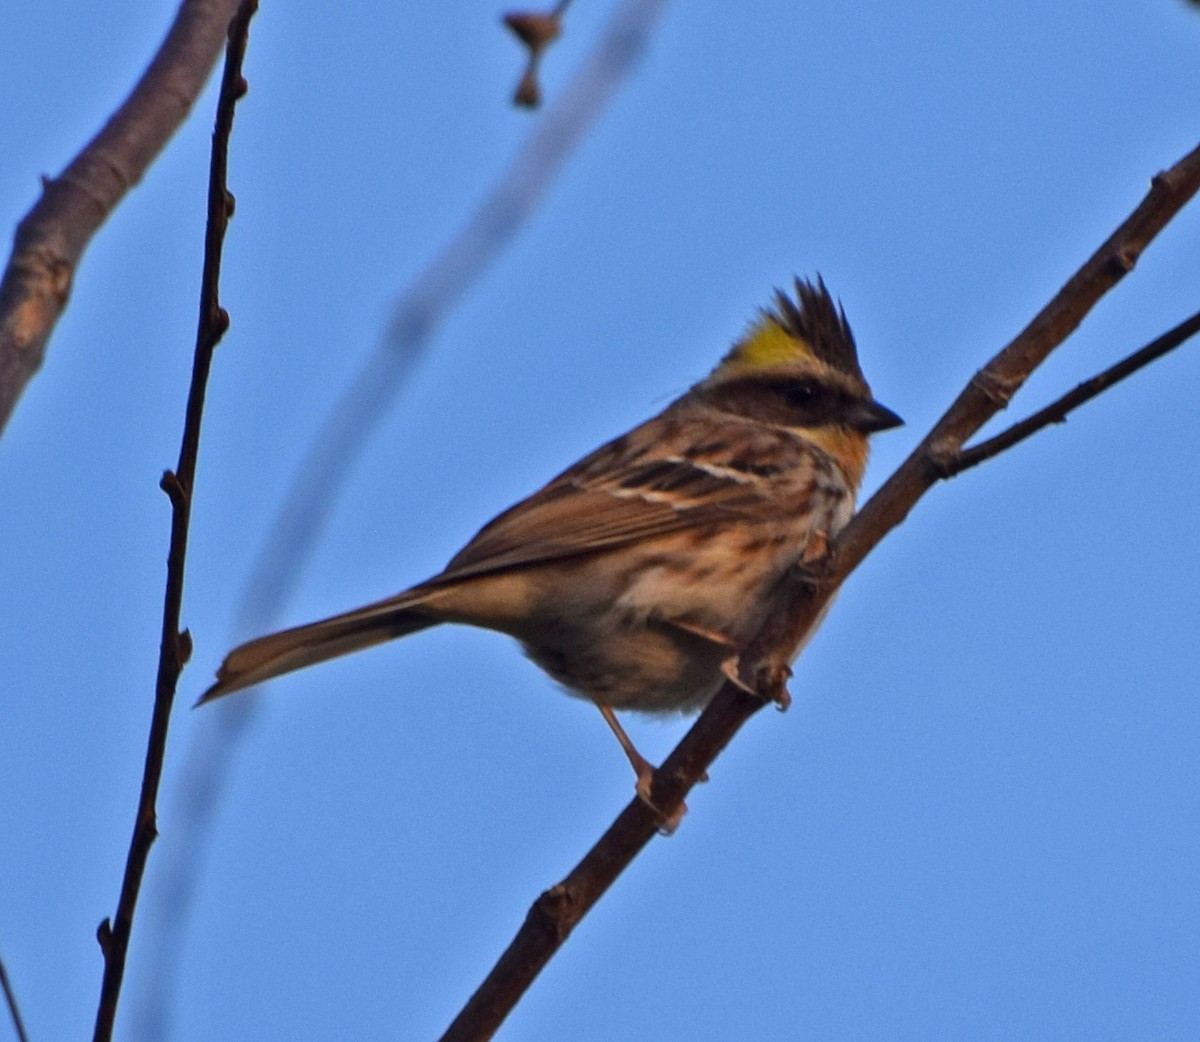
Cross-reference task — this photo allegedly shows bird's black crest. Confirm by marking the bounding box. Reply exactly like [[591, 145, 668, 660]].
[[768, 276, 864, 381]]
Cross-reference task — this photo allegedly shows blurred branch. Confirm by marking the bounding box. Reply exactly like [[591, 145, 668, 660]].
[[242, 0, 671, 638], [437, 140, 1200, 1042], [0, 0, 245, 436], [945, 306, 1200, 475], [90, 5, 256, 1041], [0, 953, 30, 1042], [136, 4, 672, 1034]]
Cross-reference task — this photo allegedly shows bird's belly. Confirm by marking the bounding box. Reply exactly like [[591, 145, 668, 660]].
[[521, 612, 729, 714], [428, 524, 818, 713]]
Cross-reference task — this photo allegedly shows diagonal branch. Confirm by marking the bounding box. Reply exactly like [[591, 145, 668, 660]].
[[0, 0, 244, 435], [947, 306, 1200, 476], [90, 5, 256, 1040], [437, 138, 1200, 1042]]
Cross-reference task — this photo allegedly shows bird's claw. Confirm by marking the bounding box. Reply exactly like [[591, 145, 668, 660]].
[[757, 662, 793, 711], [721, 656, 792, 711]]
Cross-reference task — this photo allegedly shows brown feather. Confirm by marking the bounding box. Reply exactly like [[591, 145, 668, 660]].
[[430, 412, 804, 584], [199, 599, 438, 703]]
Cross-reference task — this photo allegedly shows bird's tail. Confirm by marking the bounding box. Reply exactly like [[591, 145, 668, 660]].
[[197, 593, 439, 705]]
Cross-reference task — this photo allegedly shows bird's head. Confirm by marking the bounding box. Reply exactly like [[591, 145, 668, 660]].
[[697, 277, 902, 486]]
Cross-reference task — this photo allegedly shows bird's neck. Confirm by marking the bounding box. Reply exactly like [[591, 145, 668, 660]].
[[801, 426, 870, 489]]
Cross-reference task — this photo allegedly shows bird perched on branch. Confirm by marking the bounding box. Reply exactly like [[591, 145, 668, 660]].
[[200, 277, 901, 802]]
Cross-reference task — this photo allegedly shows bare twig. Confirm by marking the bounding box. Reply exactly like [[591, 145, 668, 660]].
[[90, 5, 256, 1040], [946, 307, 1200, 475], [0, 0, 246, 436], [437, 140, 1200, 1042], [0, 953, 30, 1042]]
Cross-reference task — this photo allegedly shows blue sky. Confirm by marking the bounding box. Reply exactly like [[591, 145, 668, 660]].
[[2, 2, 1199, 1040]]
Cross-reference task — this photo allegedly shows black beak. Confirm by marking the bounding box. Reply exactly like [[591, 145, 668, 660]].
[[851, 398, 904, 433]]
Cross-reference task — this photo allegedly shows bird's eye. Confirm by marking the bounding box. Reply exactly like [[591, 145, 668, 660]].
[[782, 381, 817, 407]]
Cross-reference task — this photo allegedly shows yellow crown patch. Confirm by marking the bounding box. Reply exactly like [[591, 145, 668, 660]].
[[724, 316, 814, 371]]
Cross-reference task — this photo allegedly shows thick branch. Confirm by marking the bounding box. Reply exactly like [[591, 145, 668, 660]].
[[90, 5, 255, 1040], [439, 139, 1200, 1042], [0, 0, 244, 435]]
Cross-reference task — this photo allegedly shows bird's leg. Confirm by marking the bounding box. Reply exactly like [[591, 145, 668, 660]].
[[596, 703, 686, 833], [596, 702, 657, 795]]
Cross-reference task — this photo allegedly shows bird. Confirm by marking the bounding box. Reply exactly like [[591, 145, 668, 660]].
[[200, 277, 901, 803]]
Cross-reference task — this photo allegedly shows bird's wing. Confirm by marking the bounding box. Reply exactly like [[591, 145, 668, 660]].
[[423, 415, 817, 585]]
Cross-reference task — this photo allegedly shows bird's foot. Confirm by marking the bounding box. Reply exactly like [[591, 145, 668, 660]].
[[597, 702, 687, 833], [631, 758, 687, 836]]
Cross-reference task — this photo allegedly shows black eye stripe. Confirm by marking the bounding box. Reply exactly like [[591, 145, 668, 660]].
[[707, 376, 848, 427]]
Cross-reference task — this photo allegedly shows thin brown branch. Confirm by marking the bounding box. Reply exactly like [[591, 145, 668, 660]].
[[438, 139, 1200, 1042], [0, 953, 31, 1042], [947, 307, 1200, 475], [89, 5, 255, 1040], [0, 0, 244, 436]]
